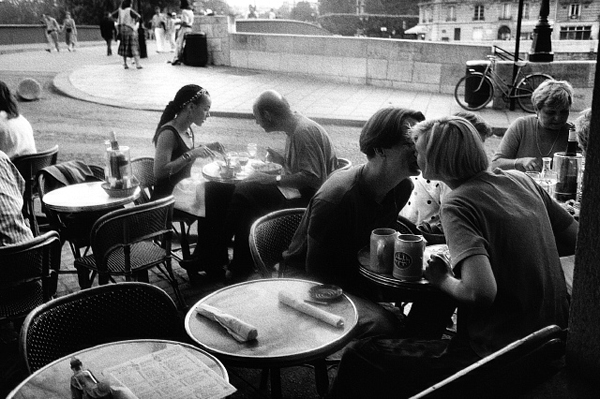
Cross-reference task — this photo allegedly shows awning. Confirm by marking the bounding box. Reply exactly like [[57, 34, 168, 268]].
[[405, 25, 427, 35]]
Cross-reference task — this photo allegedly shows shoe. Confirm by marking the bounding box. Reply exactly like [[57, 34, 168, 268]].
[[45, 49, 51, 53], [171, 60, 181, 66], [167, 60, 172, 63], [124, 65, 129, 69], [136, 65, 143, 69]]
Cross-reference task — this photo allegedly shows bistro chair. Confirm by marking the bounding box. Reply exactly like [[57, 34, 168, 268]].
[[0, 231, 61, 324], [72, 196, 186, 309], [12, 145, 59, 236], [336, 157, 352, 171], [411, 325, 567, 399], [19, 282, 184, 374], [130, 156, 197, 261], [249, 208, 306, 278]]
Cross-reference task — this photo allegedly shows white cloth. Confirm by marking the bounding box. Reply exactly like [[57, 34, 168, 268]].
[[173, 176, 206, 217], [278, 290, 344, 328], [154, 27, 166, 52], [196, 303, 258, 342], [0, 111, 36, 159]]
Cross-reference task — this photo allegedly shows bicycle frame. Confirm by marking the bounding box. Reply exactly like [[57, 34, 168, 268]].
[[478, 56, 525, 99]]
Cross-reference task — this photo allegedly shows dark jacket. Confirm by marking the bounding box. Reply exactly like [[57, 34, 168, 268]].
[[100, 16, 117, 40]]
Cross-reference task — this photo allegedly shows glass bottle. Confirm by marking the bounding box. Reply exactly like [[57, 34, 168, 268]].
[[554, 123, 581, 201], [105, 131, 132, 189]]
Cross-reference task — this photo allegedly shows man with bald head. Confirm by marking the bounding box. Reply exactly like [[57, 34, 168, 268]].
[[216, 90, 338, 282]]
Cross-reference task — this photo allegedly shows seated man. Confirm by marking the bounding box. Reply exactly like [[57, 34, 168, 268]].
[[329, 116, 577, 398], [284, 107, 453, 338], [0, 150, 34, 246], [218, 90, 338, 281]]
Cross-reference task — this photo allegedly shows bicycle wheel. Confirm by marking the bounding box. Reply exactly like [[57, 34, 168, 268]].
[[516, 73, 552, 113], [454, 73, 494, 111]]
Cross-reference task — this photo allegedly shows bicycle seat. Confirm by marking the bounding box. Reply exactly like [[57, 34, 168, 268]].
[[515, 61, 528, 67], [486, 55, 496, 60]]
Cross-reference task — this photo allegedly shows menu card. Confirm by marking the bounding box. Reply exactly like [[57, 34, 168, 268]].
[[103, 345, 236, 399]]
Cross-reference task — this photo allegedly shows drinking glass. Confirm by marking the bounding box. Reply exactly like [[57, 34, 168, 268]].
[[247, 143, 257, 159], [238, 152, 250, 167]]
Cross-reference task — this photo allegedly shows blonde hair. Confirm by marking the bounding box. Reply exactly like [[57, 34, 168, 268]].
[[411, 116, 489, 181], [531, 79, 573, 111], [575, 107, 591, 155]]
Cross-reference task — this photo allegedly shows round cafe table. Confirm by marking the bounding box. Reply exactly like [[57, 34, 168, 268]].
[[185, 278, 358, 398], [7, 339, 229, 399], [42, 181, 140, 213]]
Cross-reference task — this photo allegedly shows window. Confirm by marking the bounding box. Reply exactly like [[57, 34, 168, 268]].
[[474, 5, 484, 21], [560, 25, 591, 39], [428, 7, 433, 22], [500, 3, 511, 20], [447, 6, 456, 22], [523, 3, 530, 19], [569, 3, 581, 19]]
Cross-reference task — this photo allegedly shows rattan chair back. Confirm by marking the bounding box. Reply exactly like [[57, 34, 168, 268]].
[[12, 146, 59, 236], [130, 156, 156, 204], [336, 157, 352, 171], [0, 231, 61, 322], [19, 282, 183, 374], [249, 208, 305, 278]]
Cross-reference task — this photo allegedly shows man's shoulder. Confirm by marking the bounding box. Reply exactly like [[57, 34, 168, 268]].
[[315, 168, 360, 201]]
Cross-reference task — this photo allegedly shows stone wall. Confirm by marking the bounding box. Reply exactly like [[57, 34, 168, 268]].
[[193, 15, 234, 66], [0, 25, 102, 45]]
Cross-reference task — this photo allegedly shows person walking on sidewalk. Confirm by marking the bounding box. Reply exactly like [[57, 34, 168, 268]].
[[100, 12, 117, 56], [151, 7, 166, 53], [41, 14, 61, 53], [113, 0, 142, 69], [170, 0, 194, 65], [62, 12, 77, 52]]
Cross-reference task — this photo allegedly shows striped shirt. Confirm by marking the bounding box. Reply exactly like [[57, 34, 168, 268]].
[[0, 151, 34, 246]]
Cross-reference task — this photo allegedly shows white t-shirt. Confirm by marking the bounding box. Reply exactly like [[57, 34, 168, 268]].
[[0, 111, 36, 159]]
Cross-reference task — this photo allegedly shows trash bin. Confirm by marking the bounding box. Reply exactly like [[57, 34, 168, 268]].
[[464, 60, 491, 107], [183, 33, 208, 67]]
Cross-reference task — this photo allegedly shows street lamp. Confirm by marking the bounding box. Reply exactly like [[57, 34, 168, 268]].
[[529, 0, 554, 62]]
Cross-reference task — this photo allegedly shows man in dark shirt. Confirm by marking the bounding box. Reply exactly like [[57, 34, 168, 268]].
[[99, 12, 117, 56]]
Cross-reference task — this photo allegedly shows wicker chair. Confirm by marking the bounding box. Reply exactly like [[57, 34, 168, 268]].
[[19, 282, 184, 374], [412, 325, 567, 399], [249, 208, 306, 278], [130, 156, 197, 261], [0, 231, 61, 323], [12, 145, 59, 236], [336, 157, 352, 171], [72, 196, 185, 308]]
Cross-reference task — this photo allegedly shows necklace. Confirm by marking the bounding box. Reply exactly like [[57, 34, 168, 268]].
[[535, 121, 561, 157]]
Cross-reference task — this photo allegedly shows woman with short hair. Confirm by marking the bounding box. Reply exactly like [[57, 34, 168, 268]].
[[491, 79, 574, 172], [0, 81, 36, 159]]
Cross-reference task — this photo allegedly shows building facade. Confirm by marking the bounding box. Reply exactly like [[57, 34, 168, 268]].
[[414, 0, 600, 42]]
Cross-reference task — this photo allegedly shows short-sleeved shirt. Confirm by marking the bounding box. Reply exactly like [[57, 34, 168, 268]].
[[0, 111, 36, 159], [442, 169, 571, 357], [284, 165, 413, 294], [284, 114, 337, 197], [492, 115, 569, 164], [0, 151, 34, 246]]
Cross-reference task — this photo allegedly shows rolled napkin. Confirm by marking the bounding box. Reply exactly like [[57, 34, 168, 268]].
[[278, 291, 344, 328], [196, 304, 258, 342]]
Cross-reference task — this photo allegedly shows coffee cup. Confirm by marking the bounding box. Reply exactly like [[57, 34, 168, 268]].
[[393, 234, 427, 281], [369, 228, 399, 274]]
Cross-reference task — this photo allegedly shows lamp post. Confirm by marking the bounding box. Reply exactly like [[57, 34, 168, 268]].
[[529, 0, 554, 62]]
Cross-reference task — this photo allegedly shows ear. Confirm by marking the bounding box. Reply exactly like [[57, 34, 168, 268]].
[[374, 148, 386, 158]]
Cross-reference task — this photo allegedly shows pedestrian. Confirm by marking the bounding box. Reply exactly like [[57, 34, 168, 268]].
[[170, 0, 194, 65], [165, 12, 177, 52], [113, 0, 142, 69], [62, 12, 77, 52], [151, 6, 166, 53], [100, 11, 117, 56], [41, 14, 60, 53]]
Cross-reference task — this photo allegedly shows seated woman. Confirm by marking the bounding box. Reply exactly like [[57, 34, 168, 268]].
[[491, 79, 573, 172], [151, 84, 224, 276], [329, 116, 578, 398], [0, 80, 36, 159]]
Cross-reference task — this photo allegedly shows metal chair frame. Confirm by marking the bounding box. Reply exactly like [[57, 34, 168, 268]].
[[12, 145, 59, 236], [72, 196, 186, 309], [19, 282, 184, 374], [0, 231, 61, 323]]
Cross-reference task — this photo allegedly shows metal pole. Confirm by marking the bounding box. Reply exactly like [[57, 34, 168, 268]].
[[510, 0, 525, 110], [529, 0, 554, 62]]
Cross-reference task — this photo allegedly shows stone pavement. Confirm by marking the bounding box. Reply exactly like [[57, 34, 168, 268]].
[[0, 40, 529, 133]]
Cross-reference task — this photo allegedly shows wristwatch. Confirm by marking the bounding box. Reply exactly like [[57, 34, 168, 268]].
[[275, 175, 282, 184], [182, 152, 192, 162]]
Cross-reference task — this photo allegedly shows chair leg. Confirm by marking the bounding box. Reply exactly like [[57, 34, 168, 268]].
[[269, 367, 282, 399], [179, 221, 191, 259], [164, 260, 187, 310], [313, 359, 329, 397]]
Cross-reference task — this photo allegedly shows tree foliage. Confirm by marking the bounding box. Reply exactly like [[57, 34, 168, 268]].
[[291, 1, 317, 22], [319, 0, 418, 16]]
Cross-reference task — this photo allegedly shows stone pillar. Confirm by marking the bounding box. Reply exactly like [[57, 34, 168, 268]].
[[193, 14, 235, 66]]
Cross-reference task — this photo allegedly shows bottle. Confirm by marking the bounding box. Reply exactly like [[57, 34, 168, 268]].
[[564, 123, 578, 156], [108, 130, 119, 150]]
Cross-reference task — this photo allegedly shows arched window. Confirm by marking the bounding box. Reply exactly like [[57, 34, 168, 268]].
[[498, 25, 511, 40]]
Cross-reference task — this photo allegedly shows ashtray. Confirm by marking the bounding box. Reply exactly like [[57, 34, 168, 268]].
[[101, 182, 139, 198], [309, 284, 343, 302]]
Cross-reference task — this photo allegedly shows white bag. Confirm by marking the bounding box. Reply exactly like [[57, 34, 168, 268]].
[[173, 177, 206, 217]]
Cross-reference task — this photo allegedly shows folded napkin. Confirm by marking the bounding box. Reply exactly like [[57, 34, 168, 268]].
[[196, 304, 258, 342], [278, 291, 344, 328]]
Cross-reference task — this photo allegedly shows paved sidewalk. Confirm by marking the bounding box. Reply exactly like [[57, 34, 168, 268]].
[[1, 41, 529, 132]]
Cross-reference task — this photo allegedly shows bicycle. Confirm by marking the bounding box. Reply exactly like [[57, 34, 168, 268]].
[[454, 54, 553, 113]]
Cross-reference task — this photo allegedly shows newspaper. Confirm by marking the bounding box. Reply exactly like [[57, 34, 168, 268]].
[[103, 345, 236, 399]]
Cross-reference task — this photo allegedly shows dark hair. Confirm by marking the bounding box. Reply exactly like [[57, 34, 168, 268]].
[[180, 0, 190, 9], [359, 107, 425, 158], [121, 0, 131, 9], [0, 81, 19, 119], [153, 84, 210, 144]]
